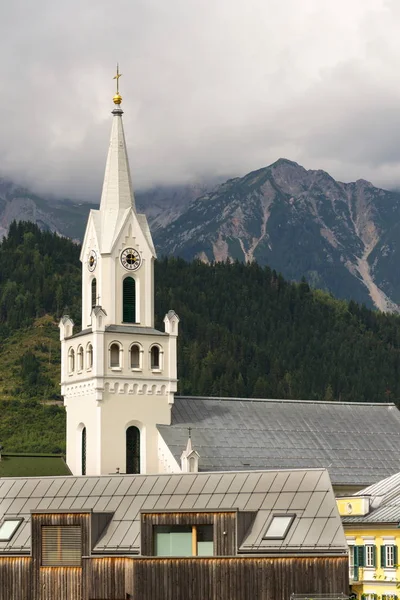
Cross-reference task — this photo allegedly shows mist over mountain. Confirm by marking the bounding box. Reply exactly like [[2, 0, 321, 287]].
[[3, 159, 400, 310]]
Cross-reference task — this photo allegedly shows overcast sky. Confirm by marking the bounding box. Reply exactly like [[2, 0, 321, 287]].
[[1, 0, 400, 200]]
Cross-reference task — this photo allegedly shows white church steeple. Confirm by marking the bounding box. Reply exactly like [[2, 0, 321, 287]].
[[99, 66, 137, 250], [60, 67, 179, 477]]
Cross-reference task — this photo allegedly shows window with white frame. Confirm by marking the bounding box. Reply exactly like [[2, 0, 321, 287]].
[[381, 543, 398, 568], [365, 544, 376, 567], [386, 544, 395, 567]]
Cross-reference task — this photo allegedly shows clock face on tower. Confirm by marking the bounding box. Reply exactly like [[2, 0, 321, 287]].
[[121, 248, 142, 271], [88, 250, 97, 272]]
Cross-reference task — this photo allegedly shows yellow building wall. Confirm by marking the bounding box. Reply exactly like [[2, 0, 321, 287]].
[[345, 527, 400, 599]]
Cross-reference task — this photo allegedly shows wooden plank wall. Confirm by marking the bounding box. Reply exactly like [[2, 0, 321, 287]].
[[0, 554, 348, 600], [87, 557, 127, 600], [132, 556, 349, 600], [0, 557, 31, 600], [31, 512, 91, 600], [141, 511, 236, 556]]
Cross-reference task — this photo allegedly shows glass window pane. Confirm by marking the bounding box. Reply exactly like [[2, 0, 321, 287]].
[[264, 515, 294, 538], [154, 526, 192, 557], [0, 519, 22, 541], [197, 541, 214, 556], [170, 532, 192, 556]]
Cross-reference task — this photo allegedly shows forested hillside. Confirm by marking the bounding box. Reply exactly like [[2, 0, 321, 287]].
[[1, 222, 400, 452]]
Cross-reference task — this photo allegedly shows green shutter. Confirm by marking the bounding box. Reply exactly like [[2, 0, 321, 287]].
[[357, 545, 365, 567], [353, 546, 359, 581], [372, 544, 376, 567], [123, 277, 136, 323], [381, 544, 386, 568], [394, 545, 398, 567]]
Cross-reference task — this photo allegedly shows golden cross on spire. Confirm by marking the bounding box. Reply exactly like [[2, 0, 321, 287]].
[[113, 64, 123, 105], [113, 64, 122, 93]]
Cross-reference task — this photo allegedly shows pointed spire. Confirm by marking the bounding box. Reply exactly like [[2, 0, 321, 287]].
[[180, 428, 200, 473], [99, 65, 136, 220]]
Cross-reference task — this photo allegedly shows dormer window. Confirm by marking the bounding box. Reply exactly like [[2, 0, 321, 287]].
[[154, 525, 213, 557]]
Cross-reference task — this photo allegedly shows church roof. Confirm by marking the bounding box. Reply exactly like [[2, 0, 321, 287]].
[[0, 468, 346, 555], [158, 396, 400, 487]]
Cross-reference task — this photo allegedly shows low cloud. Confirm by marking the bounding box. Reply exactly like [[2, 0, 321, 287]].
[[1, 0, 399, 200]]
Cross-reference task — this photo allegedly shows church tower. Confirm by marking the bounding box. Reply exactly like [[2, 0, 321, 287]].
[[59, 68, 179, 476]]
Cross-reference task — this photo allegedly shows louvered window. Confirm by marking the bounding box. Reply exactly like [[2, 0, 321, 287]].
[[126, 426, 140, 474], [81, 427, 86, 476], [41, 526, 82, 566], [123, 277, 136, 323], [91, 278, 97, 308]]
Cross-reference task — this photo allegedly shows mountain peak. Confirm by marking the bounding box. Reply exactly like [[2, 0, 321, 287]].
[[270, 158, 302, 169]]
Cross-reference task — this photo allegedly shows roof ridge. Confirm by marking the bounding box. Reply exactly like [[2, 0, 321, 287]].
[[0, 467, 327, 481], [176, 395, 396, 408]]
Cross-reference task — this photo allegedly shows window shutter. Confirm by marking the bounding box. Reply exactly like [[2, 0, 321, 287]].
[[42, 526, 82, 566], [123, 277, 136, 323], [394, 545, 398, 567], [357, 545, 365, 567], [381, 544, 386, 568], [372, 544, 376, 567]]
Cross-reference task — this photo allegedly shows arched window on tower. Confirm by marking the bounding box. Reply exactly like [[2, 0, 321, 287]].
[[126, 426, 140, 474], [81, 427, 86, 476], [110, 343, 121, 368], [91, 279, 97, 308], [77, 346, 84, 372], [130, 344, 141, 369], [68, 348, 75, 374], [150, 345, 161, 370], [86, 343, 93, 370], [123, 277, 136, 323]]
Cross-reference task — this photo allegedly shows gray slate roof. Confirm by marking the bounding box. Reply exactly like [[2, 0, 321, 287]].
[[0, 468, 346, 555], [343, 471, 400, 524], [158, 397, 400, 486], [68, 324, 166, 339]]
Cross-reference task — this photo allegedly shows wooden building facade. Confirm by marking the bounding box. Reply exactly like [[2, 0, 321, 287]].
[[0, 469, 349, 600]]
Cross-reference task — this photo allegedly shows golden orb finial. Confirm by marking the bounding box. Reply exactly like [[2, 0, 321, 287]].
[[113, 93, 122, 105], [113, 64, 122, 105]]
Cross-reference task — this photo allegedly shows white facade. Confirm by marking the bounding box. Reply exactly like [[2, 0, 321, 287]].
[[60, 102, 179, 476]]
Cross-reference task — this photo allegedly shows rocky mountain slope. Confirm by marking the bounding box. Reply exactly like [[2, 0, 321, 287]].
[[155, 159, 400, 310], [3, 159, 400, 310]]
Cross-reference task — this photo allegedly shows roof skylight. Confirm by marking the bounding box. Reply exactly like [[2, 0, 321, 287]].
[[263, 514, 295, 539], [0, 519, 23, 541]]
